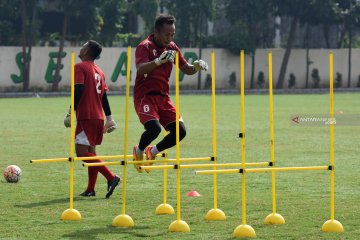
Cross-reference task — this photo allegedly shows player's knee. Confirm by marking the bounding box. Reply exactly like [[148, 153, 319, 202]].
[[179, 123, 186, 141], [145, 120, 162, 138]]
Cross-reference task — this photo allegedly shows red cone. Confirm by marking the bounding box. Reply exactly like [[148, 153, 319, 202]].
[[186, 191, 201, 197]]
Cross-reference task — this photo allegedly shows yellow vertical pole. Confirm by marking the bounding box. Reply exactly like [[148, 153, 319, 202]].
[[329, 52, 335, 220], [321, 52, 343, 232], [61, 51, 81, 220], [211, 51, 218, 210], [263, 52, 284, 225], [240, 50, 247, 225], [205, 51, 225, 221], [121, 46, 131, 215], [112, 46, 134, 227], [175, 52, 181, 221], [168, 52, 189, 232], [268, 52, 277, 215], [69, 51, 76, 210], [233, 50, 256, 237], [155, 131, 174, 214]]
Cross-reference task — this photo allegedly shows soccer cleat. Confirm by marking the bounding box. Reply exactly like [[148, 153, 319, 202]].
[[133, 145, 144, 173], [144, 146, 156, 173], [80, 190, 96, 197], [106, 175, 121, 199]]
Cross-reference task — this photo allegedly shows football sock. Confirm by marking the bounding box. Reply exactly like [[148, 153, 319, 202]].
[[83, 152, 98, 192], [138, 120, 162, 150], [83, 152, 115, 184], [151, 145, 159, 156], [136, 146, 144, 155]]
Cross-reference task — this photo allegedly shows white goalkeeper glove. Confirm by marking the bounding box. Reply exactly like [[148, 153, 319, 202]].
[[193, 59, 208, 71], [154, 50, 176, 66], [104, 115, 117, 134], [64, 109, 71, 128]]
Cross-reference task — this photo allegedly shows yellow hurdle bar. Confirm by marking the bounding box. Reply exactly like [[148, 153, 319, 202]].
[[31, 157, 70, 163], [127, 156, 211, 165], [196, 169, 241, 175], [83, 162, 121, 167], [196, 166, 329, 175], [245, 166, 329, 173], [140, 162, 269, 171], [75, 155, 128, 161]]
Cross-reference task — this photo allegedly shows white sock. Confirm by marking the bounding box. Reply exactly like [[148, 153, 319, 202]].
[[151, 145, 159, 156], [136, 146, 144, 155]]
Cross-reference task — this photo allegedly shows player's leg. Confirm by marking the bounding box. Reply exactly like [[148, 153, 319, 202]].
[[77, 120, 120, 198], [147, 97, 186, 158], [76, 144, 97, 197], [133, 96, 161, 172]]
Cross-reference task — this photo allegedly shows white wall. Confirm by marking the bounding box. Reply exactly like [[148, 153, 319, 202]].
[[0, 47, 359, 91]]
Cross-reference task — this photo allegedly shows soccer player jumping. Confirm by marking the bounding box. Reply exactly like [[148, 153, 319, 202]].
[[64, 40, 120, 197], [133, 14, 208, 172]]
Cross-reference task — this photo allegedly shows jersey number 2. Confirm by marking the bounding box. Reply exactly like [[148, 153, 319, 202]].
[[95, 73, 101, 94]]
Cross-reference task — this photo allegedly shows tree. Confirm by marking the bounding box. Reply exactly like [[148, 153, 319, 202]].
[[334, 0, 360, 87], [48, 0, 101, 91], [98, 0, 128, 46], [225, 0, 274, 89], [20, 0, 40, 92], [129, 0, 159, 35], [273, 0, 314, 89]]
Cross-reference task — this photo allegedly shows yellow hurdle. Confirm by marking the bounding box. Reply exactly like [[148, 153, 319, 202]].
[[112, 46, 134, 228], [168, 52, 190, 232], [60, 51, 81, 221]]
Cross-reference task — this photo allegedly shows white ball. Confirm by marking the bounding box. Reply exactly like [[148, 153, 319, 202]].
[[3, 165, 22, 183]]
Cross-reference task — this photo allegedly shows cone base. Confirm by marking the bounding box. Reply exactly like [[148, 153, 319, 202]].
[[155, 203, 175, 215], [205, 208, 226, 220], [168, 220, 190, 232], [233, 224, 256, 238], [112, 214, 134, 227], [322, 219, 344, 232], [60, 208, 81, 221], [264, 213, 285, 225]]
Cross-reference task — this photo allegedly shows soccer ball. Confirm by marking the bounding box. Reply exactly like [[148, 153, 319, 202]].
[[3, 165, 22, 183]]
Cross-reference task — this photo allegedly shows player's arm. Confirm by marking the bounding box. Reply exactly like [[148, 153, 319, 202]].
[[102, 92, 117, 133], [64, 84, 84, 128], [137, 50, 176, 75], [180, 60, 209, 75]]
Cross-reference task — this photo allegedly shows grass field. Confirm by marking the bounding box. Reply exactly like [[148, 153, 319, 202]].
[[0, 93, 359, 240]]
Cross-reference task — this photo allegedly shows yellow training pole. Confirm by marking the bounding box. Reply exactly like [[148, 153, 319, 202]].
[[205, 50, 226, 221], [263, 51, 285, 225], [155, 131, 175, 214], [61, 51, 81, 221], [112, 46, 134, 227], [322, 52, 344, 232], [233, 50, 256, 238], [168, 52, 190, 232]]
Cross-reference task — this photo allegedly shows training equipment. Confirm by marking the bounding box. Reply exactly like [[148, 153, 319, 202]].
[[104, 115, 117, 133], [64, 110, 71, 128], [3, 165, 22, 183], [193, 59, 208, 71], [154, 50, 176, 66]]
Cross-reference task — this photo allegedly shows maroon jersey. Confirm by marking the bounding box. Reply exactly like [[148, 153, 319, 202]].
[[134, 34, 187, 99], [75, 61, 108, 120]]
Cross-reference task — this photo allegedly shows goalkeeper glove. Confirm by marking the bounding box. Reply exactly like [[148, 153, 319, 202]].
[[154, 50, 176, 66], [64, 109, 71, 128], [193, 59, 208, 71], [104, 115, 117, 133]]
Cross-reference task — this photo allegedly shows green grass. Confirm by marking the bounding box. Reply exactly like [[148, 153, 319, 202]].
[[0, 93, 359, 240]]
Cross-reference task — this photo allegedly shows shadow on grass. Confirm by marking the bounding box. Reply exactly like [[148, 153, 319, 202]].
[[14, 196, 101, 208], [61, 225, 168, 239]]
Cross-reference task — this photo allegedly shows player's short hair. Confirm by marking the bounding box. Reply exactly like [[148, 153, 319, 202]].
[[155, 14, 176, 32], [87, 40, 102, 60]]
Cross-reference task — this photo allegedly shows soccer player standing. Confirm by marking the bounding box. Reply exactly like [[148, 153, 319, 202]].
[[64, 40, 120, 197], [133, 14, 208, 172]]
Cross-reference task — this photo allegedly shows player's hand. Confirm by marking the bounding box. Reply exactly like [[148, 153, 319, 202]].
[[154, 50, 176, 66], [193, 59, 208, 71], [104, 115, 117, 134], [64, 110, 71, 128]]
